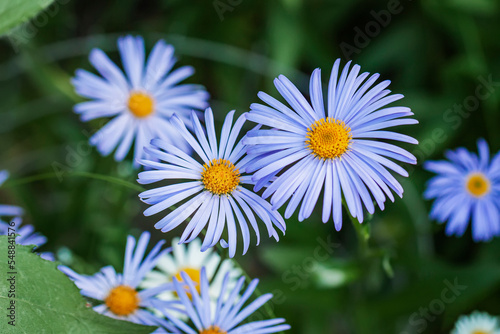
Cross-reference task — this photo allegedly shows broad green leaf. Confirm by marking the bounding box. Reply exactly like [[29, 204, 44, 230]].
[[0, 0, 56, 36], [0, 236, 156, 333]]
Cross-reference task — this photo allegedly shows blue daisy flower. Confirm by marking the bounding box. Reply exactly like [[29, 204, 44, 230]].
[[0, 170, 23, 218], [0, 218, 46, 246], [138, 108, 286, 257], [1, 172, 52, 259], [72, 35, 209, 167], [153, 267, 290, 334], [244, 59, 418, 229], [424, 139, 500, 241], [0, 217, 54, 260], [59, 231, 179, 325]]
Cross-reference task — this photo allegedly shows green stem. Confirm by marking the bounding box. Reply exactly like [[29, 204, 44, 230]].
[[4, 171, 145, 192], [344, 202, 371, 257]]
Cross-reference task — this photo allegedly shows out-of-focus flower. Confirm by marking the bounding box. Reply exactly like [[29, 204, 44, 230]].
[[451, 311, 500, 334], [0, 217, 54, 261], [72, 35, 209, 167], [0, 172, 52, 259], [424, 139, 500, 241], [141, 237, 241, 310]]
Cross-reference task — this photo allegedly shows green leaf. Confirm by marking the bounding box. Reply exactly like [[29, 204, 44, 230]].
[[0, 0, 56, 36], [0, 236, 156, 333]]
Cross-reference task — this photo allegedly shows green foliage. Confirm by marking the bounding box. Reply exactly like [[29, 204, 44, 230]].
[[0, 236, 156, 334], [0, 0, 55, 36]]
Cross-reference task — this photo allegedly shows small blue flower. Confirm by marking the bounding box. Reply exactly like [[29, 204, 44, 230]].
[[0, 170, 23, 218], [0, 217, 54, 260], [138, 108, 286, 258], [72, 35, 209, 167], [244, 59, 418, 229], [154, 267, 291, 334], [59, 231, 179, 325], [1, 172, 52, 259], [424, 139, 500, 241], [0, 217, 46, 247]]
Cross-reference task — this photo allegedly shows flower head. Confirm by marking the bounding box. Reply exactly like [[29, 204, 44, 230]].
[[424, 139, 500, 241], [141, 237, 241, 305], [155, 267, 290, 334], [72, 35, 209, 167], [0, 217, 54, 260], [138, 108, 286, 257], [0, 217, 46, 247], [0, 173, 51, 259], [244, 59, 418, 229], [59, 231, 178, 325], [452, 311, 500, 334]]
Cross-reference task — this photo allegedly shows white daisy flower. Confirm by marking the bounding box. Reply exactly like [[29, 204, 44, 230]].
[[140, 237, 241, 319], [72, 35, 209, 167], [452, 311, 500, 334], [153, 268, 291, 333]]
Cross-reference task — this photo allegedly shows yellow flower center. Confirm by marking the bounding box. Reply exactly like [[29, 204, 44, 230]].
[[174, 267, 201, 299], [306, 117, 352, 159], [201, 159, 240, 195], [200, 326, 227, 334], [105, 285, 140, 316], [472, 331, 490, 334], [128, 92, 154, 118], [466, 173, 491, 198]]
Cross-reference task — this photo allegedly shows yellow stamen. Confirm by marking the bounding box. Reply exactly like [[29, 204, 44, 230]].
[[466, 173, 490, 198], [306, 117, 352, 159], [472, 331, 490, 334], [105, 285, 140, 316], [174, 267, 201, 299], [201, 159, 240, 195], [128, 92, 154, 118], [200, 326, 227, 334]]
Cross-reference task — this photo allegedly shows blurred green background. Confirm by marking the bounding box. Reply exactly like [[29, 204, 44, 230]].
[[1, 0, 500, 333]]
